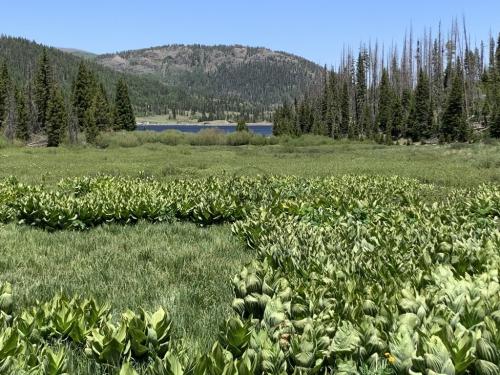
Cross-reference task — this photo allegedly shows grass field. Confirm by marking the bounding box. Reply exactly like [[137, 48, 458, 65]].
[[1, 136, 499, 187], [0, 135, 499, 373], [0, 221, 251, 352]]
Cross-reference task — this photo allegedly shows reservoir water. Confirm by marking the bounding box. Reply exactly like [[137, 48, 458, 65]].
[[136, 124, 273, 136]]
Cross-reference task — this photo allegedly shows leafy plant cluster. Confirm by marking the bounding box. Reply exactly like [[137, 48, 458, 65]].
[[0, 175, 498, 374]]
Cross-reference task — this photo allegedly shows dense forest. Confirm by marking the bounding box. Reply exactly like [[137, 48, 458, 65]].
[[0, 47, 136, 145], [96, 44, 323, 117], [0, 37, 286, 122], [273, 23, 500, 141]]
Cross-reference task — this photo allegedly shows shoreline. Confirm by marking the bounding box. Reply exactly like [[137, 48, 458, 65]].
[[136, 122, 273, 127]]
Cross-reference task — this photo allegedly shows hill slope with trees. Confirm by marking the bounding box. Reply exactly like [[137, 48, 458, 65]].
[[95, 44, 324, 112]]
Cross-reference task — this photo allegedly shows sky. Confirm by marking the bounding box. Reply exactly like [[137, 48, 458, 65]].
[[1, 0, 499, 65]]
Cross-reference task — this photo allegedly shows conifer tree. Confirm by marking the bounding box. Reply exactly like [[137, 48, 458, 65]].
[[94, 83, 111, 131], [340, 81, 350, 137], [360, 102, 372, 138], [355, 51, 367, 125], [113, 79, 135, 131], [0, 61, 10, 129], [15, 88, 30, 142], [377, 69, 393, 133], [46, 85, 67, 147], [409, 70, 432, 140], [391, 94, 404, 139], [34, 49, 52, 131], [84, 103, 99, 144], [72, 62, 94, 130], [442, 61, 469, 142], [5, 89, 16, 141]]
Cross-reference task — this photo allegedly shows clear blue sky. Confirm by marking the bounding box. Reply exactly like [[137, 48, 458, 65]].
[[2, 0, 498, 65]]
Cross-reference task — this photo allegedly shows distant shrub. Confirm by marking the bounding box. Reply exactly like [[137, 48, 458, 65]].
[[157, 130, 185, 145], [248, 134, 268, 145], [188, 129, 225, 146], [226, 131, 252, 146]]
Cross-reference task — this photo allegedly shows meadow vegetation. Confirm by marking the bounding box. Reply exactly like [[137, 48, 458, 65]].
[[0, 166, 498, 373]]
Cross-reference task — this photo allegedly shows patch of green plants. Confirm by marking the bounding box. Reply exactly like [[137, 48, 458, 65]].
[[0, 175, 498, 374]]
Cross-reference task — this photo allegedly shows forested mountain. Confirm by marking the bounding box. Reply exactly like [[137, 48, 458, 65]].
[[274, 23, 500, 142], [0, 36, 188, 116], [96, 44, 323, 110]]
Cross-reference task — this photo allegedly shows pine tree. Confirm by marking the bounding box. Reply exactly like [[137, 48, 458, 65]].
[[409, 69, 432, 140], [94, 83, 111, 131], [340, 81, 350, 137], [113, 79, 135, 131], [72, 62, 94, 130], [84, 103, 99, 144], [360, 102, 372, 138], [442, 61, 469, 142], [0, 61, 10, 129], [34, 49, 52, 131], [46, 85, 67, 147], [377, 69, 393, 134], [5, 89, 16, 141], [355, 51, 367, 125], [15, 88, 30, 142], [391, 94, 404, 139]]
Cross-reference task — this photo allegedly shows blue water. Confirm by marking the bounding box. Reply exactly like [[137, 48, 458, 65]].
[[136, 124, 273, 136]]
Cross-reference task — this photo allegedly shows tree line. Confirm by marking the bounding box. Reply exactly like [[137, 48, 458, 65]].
[[0, 49, 135, 146], [273, 22, 500, 142]]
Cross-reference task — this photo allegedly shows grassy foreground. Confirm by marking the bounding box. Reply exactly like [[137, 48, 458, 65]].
[[0, 134, 499, 186], [0, 136, 498, 373], [0, 221, 251, 351]]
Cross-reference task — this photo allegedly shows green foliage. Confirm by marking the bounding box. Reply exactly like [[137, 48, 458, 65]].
[[236, 119, 248, 132], [84, 103, 99, 144], [0, 175, 499, 373], [15, 87, 30, 141], [46, 84, 67, 147], [0, 60, 10, 129], [442, 61, 469, 142], [72, 62, 95, 129], [34, 48, 53, 130], [114, 79, 136, 131]]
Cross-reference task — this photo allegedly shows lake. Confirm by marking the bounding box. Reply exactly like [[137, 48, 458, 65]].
[[136, 124, 274, 136]]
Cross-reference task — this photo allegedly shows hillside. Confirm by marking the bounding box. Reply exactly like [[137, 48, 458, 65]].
[[96, 44, 324, 108], [0, 37, 214, 116], [1, 37, 324, 120]]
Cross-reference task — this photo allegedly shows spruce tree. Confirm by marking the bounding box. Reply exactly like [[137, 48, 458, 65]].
[[46, 85, 67, 147], [355, 51, 367, 125], [94, 83, 111, 131], [340, 81, 350, 137], [360, 102, 372, 138], [442, 61, 469, 142], [5, 89, 16, 141], [113, 79, 135, 131], [72, 62, 94, 130], [34, 49, 52, 131], [410, 70, 432, 140], [84, 103, 99, 144], [391, 95, 404, 139], [377, 69, 393, 134], [0, 61, 10, 129], [15, 88, 30, 142]]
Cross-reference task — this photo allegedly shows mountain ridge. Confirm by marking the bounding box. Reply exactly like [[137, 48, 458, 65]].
[[94, 43, 324, 108]]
